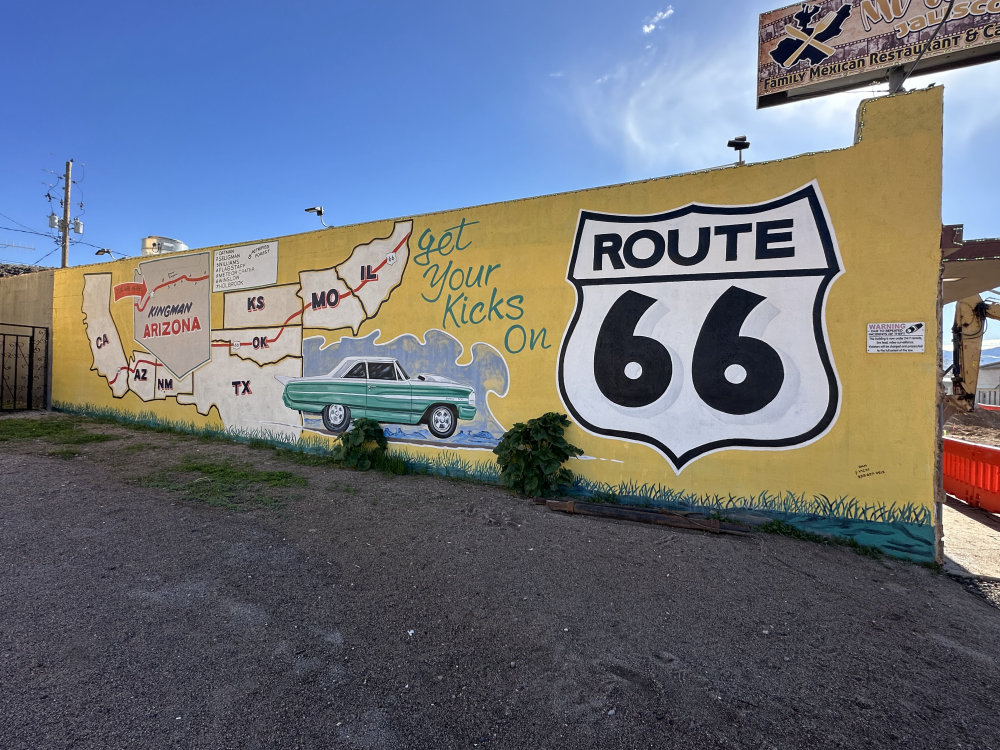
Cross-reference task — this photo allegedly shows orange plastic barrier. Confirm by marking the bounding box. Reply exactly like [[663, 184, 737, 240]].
[[943, 438, 1000, 513]]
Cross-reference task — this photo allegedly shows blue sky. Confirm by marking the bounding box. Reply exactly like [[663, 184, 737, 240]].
[[2, 1, 998, 298]]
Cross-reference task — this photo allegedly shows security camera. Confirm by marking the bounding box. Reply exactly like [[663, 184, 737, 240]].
[[304, 206, 324, 216]]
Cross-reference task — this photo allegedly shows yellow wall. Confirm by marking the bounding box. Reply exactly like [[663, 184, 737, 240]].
[[51, 88, 943, 560]]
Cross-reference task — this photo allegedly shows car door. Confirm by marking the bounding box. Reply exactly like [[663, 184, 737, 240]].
[[338, 361, 370, 416], [364, 361, 413, 423]]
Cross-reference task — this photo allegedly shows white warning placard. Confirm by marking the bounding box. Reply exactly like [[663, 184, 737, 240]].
[[867, 322, 925, 353]]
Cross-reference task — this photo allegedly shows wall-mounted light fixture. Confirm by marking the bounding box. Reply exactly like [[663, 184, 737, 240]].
[[727, 135, 750, 165], [305, 206, 330, 228], [95, 248, 128, 260]]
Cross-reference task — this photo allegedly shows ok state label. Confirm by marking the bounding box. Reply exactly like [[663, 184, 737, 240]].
[[557, 182, 843, 471]]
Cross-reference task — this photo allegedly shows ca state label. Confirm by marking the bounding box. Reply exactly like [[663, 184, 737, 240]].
[[557, 182, 843, 471]]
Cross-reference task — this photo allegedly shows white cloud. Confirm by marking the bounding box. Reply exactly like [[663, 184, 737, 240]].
[[912, 65, 1000, 146], [643, 7, 674, 34], [576, 39, 768, 174], [575, 45, 904, 176], [570, 8, 1000, 188]]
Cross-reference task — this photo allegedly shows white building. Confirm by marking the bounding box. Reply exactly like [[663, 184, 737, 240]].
[[977, 362, 1000, 406]]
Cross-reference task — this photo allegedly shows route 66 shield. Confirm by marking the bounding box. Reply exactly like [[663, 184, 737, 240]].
[[557, 182, 843, 471]]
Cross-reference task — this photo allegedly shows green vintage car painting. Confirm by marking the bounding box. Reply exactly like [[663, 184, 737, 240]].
[[276, 356, 477, 439]]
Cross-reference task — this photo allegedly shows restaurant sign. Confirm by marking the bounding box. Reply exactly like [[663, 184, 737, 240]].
[[758, 0, 1000, 108]]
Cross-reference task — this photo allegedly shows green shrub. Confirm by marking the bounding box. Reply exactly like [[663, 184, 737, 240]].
[[332, 418, 388, 470], [492, 412, 582, 497]]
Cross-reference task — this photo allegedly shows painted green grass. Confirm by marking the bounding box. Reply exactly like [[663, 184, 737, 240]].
[[137, 456, 307, 510], [570, 477, 932, 526], [52, 401, 931, 526], [54, 401, 305, 450], [54, 401, 232, 440], [392, 448, 503, 484], [756, 519, 885, 559]]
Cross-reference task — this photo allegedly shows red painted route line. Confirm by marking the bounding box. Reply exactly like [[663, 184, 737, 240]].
[[107, 234, 409, 380], [107, 358, 160, 386], [133, 274, 211, 312], [211, 305, 309, 348], [211, 231, 408, 350]]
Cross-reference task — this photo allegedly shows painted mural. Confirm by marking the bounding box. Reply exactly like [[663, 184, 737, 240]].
[[81, 220, 506, 448], [296, 330, 509, 446], [55, 88, 944, 561]]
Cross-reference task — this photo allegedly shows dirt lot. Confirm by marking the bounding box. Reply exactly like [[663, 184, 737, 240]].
[[1, 413, 999, 750], [944, 407, 1000, 447]]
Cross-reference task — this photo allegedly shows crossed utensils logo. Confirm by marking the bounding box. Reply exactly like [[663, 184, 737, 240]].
[[771, 3, 853, 68]]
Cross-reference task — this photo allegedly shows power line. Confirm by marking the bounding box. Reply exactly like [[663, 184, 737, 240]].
[[0, 212, 44, 233], [890, 0, 957, 93], [0, 224, 59, 240], [67, 238, 108, 250], [32, 247, 59, 265], [1, 224, 119, 264]]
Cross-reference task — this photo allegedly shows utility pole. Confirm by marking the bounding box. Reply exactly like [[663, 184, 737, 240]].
[[61, 160, 72, 268], [48, 159, 82, 267]]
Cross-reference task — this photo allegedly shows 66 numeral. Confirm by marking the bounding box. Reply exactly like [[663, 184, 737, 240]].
[[593, 287, 785, 415], [593, 291, 671, 408]]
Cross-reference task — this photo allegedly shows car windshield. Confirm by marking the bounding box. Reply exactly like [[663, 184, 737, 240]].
[[396, 362, 409, 379]]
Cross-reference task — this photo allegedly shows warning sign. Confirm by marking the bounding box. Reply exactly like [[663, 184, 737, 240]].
[[867, 322, 924, 354]]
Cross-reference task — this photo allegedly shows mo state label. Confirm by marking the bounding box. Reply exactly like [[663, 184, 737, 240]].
[[557, 182, 843, 471]]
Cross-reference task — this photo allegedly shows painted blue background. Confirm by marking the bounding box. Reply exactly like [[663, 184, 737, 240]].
[[302, 329, 509, 447]]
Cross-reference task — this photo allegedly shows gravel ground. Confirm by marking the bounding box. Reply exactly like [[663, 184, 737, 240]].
[[1, 414, 999, 750], [964, 579, 1000, 609]]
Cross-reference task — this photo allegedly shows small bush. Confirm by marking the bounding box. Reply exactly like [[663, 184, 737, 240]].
[[332, 418, 388, 470], [492, 412, 582, 497]]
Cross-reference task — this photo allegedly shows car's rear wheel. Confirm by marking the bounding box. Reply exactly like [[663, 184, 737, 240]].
[[427, 404, 457, 439], [322, 403, 350, 433]]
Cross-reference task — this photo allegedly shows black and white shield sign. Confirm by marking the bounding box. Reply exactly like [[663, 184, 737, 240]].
[[557, 182, 842, 471]]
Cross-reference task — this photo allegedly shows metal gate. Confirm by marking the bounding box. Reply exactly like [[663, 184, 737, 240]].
[[0, 324, 48, 411]]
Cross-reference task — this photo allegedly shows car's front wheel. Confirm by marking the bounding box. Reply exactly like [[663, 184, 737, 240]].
[[426, 404, 457, 439], [322, 403, 351, 433]]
